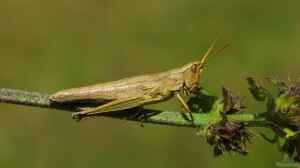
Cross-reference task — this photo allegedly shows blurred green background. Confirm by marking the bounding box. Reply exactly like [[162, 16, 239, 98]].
[[0, 0, 299, 167]]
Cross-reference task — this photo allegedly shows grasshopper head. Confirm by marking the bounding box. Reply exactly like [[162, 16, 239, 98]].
[[182, 61, 209, 94], [183, 39, 227, 94]]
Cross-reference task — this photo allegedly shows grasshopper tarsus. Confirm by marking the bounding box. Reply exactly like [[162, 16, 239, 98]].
[[72, 112, 83, 121], [188, 112, 196, 126], [138, 111, 149, 128]]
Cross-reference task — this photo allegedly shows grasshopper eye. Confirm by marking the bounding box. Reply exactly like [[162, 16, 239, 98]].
[[191, 64, 198, 73]]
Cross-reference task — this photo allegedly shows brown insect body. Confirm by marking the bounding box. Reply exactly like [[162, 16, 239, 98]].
[[50, 61, 200, 103], [50, 40, 219, 119]]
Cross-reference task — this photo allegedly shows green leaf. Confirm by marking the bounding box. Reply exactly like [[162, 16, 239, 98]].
[[247, 77, 269, 101], [187, 89, 218, 113]]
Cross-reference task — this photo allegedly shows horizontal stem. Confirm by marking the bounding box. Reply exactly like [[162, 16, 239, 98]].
[[144, 111, 266, 127], [0, 88, 266, 127]]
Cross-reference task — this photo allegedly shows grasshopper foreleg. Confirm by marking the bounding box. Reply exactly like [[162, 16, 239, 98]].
[[175, 93, 194, 123]]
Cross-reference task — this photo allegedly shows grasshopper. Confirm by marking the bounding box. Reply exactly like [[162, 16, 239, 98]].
[[50, 40, 223, 120]]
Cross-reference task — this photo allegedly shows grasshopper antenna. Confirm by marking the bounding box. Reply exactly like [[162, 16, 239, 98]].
[[199, 39, 230, 68], [199, 38, 217, 66], [213, 43, 230, 58]]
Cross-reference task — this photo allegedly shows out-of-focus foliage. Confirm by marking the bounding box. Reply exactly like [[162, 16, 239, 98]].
[[0, 0, 300, 167], [246, 78, 300, 164]]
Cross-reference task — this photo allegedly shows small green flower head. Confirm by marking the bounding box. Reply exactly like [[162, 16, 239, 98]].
[[273, 81, 300, 162], [247, 77, 300, 162], [275, 82, 300, 129], [261, 80, 300, 133]]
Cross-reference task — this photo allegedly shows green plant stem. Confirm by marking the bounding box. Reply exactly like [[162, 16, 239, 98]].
[[145, 111, 267, 127], [0, 88, 266, 127]]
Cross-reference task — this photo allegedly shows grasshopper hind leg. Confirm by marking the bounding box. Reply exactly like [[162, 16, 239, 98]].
[[71, 94, 167, 121], [71, 106, 103, 121], [72, 107, 149, 127]]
